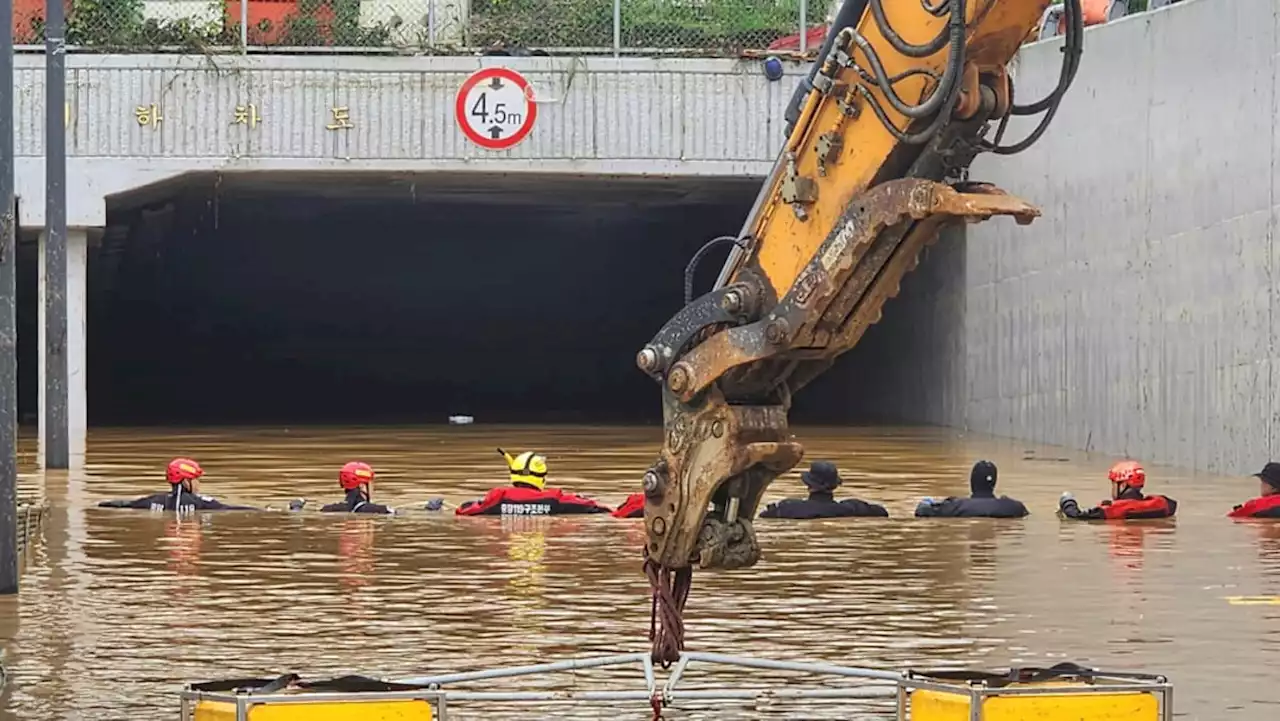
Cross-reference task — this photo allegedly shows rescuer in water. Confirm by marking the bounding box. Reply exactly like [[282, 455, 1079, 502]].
[[914, 460, 1028, 518], [456, 450, 613, 516], [758, 461, 889, 519], [320, 461, 394, 514], [1228, 462, 1280, 519], [1058, 460, 1177, 520], [613, 493, 645, 519], [97, 458, 259, 512]]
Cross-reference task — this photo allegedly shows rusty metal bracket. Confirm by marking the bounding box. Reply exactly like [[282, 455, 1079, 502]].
[[780, 154, 818, 221], [637, 278, 763, 382], [814, 132, 844, 178], [835, 82, 861, 120]]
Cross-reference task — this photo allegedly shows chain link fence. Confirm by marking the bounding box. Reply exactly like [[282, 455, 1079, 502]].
[[8, 0, 1176, 54], [9, 0, 827, 53]]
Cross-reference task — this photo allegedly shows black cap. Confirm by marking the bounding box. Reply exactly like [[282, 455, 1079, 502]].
[[970, 460, 998, 494], [801, 461, 842, 492], [1255, 462, 1280, 490]]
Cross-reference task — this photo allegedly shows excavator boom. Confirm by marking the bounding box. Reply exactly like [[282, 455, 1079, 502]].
[[636, 0, 1083, 664]]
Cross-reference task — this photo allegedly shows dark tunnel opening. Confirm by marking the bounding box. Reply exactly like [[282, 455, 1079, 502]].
[[87, 172, 767, 425], [9, 172, 955, 427]]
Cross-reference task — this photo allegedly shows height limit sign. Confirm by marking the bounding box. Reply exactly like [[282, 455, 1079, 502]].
[[455, 67, 538, 151]]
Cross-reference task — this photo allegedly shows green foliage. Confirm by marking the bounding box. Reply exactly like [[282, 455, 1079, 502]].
[[469, 0, 614, 47], [469, 0, 801, 50]]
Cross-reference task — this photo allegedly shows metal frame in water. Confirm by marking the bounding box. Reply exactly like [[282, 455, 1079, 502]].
[[177, 651, 1174, 721], [16, 502, 46, 556]]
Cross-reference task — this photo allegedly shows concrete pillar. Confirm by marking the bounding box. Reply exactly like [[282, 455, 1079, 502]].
[[38, 228, 87, 467]]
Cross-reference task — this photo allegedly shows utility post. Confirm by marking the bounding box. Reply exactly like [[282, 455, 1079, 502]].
[[44, 0, 69, 469], [0, 0, 20, 594]]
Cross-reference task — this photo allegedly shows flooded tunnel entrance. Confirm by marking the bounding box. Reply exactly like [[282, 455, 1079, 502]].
[[86, 172, 765, 425], [49, 170, 953, 427]]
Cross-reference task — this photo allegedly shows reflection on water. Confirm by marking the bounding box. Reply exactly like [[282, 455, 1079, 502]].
[[0, 424, 1277, 720]]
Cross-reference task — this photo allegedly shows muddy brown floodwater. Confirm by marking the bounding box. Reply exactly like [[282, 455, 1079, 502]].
[[0, 425, 1276, 720]]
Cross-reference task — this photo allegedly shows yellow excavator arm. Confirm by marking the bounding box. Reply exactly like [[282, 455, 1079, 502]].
[[636, 0, 1083, 663]]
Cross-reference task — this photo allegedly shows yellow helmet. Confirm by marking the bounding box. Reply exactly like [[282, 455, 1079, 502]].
[[500, 449, 547, 490]]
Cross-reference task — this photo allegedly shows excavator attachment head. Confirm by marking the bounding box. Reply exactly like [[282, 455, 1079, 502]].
[[640, 179, 1038, 574], [636, 0, 1082, 666], [640, 387, 803, 571]]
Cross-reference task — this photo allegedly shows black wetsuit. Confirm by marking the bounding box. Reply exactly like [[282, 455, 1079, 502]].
[[759, 491, 889, 519], [320, 490, 392, 515], [98, 487, 257, 512], [915, 464, 1028, 518]]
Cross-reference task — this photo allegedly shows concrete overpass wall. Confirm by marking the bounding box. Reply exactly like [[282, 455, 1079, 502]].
[[12, 54, 799, 227], [867, 0, 1280, 474]]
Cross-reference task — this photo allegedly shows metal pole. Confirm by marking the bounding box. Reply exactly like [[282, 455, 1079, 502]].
[[0, 0, 17, 596], [240, 0, 248, 50], [799, 0, 807, 54], [612, 0, 621, 58], [44, 0, 68, 470], [427, 0, 436, 47]]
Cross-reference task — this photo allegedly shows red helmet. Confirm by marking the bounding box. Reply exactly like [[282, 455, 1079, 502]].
[[1108, 460, 1145, 488], [166, 458, 204, 484], [339, 461, 375, 490]]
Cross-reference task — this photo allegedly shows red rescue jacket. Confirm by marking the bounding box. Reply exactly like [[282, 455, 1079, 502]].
[[1098, 495, 1177, 520], [1228, 494, 1280, 519], [1061, 492, 1177, 521], [612, 493, 645, 519], [455, 485, 612, 516]]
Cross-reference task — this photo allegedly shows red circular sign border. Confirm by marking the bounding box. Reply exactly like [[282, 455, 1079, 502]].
[[455, 67, 538, 151]]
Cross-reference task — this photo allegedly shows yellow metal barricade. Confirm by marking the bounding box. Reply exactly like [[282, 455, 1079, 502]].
[[181, 675, 439, 721], [901, 663, 1172, 721], [179, 655, 1174, 720]]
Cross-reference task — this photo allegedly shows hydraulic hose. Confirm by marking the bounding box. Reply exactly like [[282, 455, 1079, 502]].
[[783, 0, 870, 136], [856, 66, 962, 145], [1011, 0, 1083, 116], [685, 236, 746, 304], [851, 0, 966, 119], [856, 66, 941, 87], [869, 0, 950, 58], [990, 0, 1082, 154], [922, 0, 949, 16]]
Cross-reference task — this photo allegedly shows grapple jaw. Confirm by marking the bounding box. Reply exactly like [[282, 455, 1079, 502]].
[[641, 386, 804, 571]]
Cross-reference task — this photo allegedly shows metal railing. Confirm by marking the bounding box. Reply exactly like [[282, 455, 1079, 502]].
[[15, 500, 45, 558], [1035, 0, 1186, 42], [6, 0, 1179, 56], [179, 650, 1175, 721]]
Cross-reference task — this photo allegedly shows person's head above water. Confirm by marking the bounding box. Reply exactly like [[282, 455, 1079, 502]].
[[970, 460, 998, 497], [500, 449, 547, 490], [1108, 460, 1145, 499], [1253, 462, 1280, 497], [801, 461, 842, 495], [166, 457, 203, 493], [339, 461, 375, 499]]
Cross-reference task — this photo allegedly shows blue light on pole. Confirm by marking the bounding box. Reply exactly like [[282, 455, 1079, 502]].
[[763, 57, 784, 82]]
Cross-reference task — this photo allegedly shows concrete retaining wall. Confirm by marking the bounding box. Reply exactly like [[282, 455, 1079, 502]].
[[863, 0, 1280, 474]]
